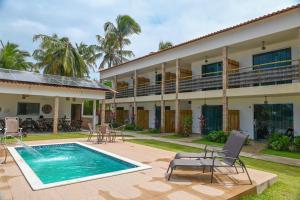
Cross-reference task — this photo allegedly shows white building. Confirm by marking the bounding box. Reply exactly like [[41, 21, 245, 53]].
[[100, 4, 300, 140], [0, 68, 111, 133]]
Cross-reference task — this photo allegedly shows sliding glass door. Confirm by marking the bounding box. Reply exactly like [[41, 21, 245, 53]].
[[254, 104, 293, 140], [201, 105, 222, 134]]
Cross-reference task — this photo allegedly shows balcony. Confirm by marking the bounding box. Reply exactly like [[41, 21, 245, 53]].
[[116, 87, 134, 98], [137, 83, 161, 96], [179, 72, 223, 93], [229, 62, 299, 88]]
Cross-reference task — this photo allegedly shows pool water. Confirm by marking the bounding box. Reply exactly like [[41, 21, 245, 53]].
[[16, 143, 137, 184]]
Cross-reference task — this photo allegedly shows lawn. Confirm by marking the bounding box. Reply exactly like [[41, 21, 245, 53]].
[[192, 137, 224, 147], [128, 139, 300, 200], [260, 149, 300, 160], [161, 134, 188, 139], [5, 133, 88, 142]]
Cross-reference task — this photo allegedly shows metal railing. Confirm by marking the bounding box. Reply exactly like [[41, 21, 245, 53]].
[[116, 87, 134, 98], [105, 92, 113, 99], [179, 71, 223, 93], [229, 61, 299, 88], [165, 79, 176, 94], [137, 83, 161, 96]]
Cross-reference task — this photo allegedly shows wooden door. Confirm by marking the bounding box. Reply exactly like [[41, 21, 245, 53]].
[[179, 110, 192, 133], [71, 104, 82, 121], [165, 110, 175, 132], [228, 110, 240, 131], [137, 110, 149, 129], [116, 110, 129, 125]]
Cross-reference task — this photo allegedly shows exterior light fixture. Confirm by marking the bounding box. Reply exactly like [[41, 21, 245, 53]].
[[264, 96, 268, 104], [203, 98, 207, 106], [205, 56, 208, 63], [261, 41, 266, 50]]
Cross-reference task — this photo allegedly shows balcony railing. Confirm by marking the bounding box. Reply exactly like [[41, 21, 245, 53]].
[[165, 79, 176, 94], [105, 92, 113, 99], [179, 72, 223, 93], [116, 87, 134, 98], [137, 83, 161, 96], [229, 62, 299, 88]]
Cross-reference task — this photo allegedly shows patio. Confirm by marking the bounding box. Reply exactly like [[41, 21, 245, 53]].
[[0, 138, 276, 200]]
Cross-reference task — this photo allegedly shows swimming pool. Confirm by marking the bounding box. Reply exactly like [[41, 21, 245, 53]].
[[8, 142, 150, 190]]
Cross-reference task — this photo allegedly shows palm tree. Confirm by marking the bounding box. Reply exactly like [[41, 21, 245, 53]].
[[33, 34, 89, 78], [0, 40, 33, 70], [75, 42, 101, 72], [158, 41, 173, 50], [104, 15, 141, 63], [96, 33, 121, 68]]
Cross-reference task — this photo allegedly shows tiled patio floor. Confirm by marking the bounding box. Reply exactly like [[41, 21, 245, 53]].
[[0, 139, 277, 200]]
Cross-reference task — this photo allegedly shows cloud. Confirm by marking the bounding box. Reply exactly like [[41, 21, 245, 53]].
[[0, 0, 299, 80]]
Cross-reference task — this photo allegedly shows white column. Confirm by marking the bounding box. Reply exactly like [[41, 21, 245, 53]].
[[175, 59, 180, 133], [92, 99, 97, 129], [101, 100, 106, 125]]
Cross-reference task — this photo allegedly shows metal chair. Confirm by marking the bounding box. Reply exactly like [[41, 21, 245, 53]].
[[3, 117, 23, 144]]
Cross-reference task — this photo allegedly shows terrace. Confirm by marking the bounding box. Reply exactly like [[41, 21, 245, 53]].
[[0, 137, 277, 200]]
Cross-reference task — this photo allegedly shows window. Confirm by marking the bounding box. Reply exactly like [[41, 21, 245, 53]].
[[83, 100, 99, 115], [202, 62, 222, 77], [254, 104, 293, 140], [201, 105, 223, 134], [17, 103, 40, 115], [253, 48, 291, 69]]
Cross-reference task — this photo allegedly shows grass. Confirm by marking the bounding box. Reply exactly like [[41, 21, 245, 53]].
[[161, 134, 188, 139], [260, 149, 300, 160], [128, 139, 202, 153], [127, 139, 300, 200], [135, 130, 160, 135], [192, 137, 224, 147], [5, 133, 88, 142]]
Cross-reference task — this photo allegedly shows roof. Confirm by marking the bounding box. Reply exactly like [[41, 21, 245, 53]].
[[0, 68, 112, 92], [100, 4, 300, 72]]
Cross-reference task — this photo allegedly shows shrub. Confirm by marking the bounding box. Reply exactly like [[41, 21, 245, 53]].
[[294, 136, 300, 148], [268, 133, 290, 151], [149, 128, 160, 134], [134, 125, 144, 131], [206, 130, 228, 143], [124, 124, 136, 131], [182, 116, 193, 137]]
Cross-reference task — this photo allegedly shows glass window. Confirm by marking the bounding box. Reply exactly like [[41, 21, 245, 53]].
[[201, 105, 223, 134], [83, 100, 99, 115], [254, 104, 293, 139], [253, 48, 291, 69], [17, 103, 40, 115], [202, 62, 222, 77]]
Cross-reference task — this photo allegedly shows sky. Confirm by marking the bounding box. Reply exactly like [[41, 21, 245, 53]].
[[0, 0, 299, 79]]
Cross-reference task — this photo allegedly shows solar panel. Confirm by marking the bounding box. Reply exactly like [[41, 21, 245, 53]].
[[0, 68, 111, 91]]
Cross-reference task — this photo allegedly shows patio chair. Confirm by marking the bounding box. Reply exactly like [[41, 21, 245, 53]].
[[87, 123, 97, 142], [174, 131, 242, 159], [2, 117, 23, 143], [113, 125, 126, 142], [166, 131, 252, 184], [99, 124, 111, 144]]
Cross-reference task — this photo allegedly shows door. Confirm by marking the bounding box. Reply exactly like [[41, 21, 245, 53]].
[[137, 110, 149, 129], [201, 105, 222, 134], [228, 110, 240, 131], [254, 104, 293, 140], [155, 106, 161, 129], [165, 110, 175, 132], [71, 104, 82, 121], [155, 74, 162, 95]]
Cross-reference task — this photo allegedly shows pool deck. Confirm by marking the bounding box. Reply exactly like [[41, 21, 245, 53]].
[[0, 138, 277, 200]]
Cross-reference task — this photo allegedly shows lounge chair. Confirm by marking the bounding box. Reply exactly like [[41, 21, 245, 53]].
[[99, 124, 111, 144], [3, 117, 23, 143], [174, 130, 241, 159], [166, 131, 252, 184], [109, 124, 126, 142]]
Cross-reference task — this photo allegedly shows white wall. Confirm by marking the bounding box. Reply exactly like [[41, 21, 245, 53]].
[[0, 93, 83, 120], [191, 95, 300, 139]]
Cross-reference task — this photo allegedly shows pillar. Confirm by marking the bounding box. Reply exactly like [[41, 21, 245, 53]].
[[101, 100, 106, 124], [133, 70, 138, 125], [53, 97, 59, 134], [112, 76, 117, 121], [160, 63, 166, 132], [222, 46, 229, 132], [92, 99, 97, 129], [175, 59, 180, 133]]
